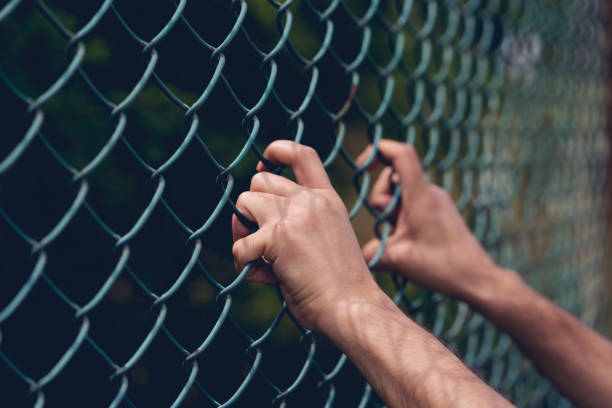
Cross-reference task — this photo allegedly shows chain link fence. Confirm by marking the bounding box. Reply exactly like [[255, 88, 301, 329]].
[[0, 0, 608, 406]]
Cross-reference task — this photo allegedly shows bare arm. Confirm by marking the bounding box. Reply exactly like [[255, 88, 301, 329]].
[[467, 268, 612, 408], [322, 295, 512, 407], [360, 139, 612, 408], [231, 140, 512, 408]]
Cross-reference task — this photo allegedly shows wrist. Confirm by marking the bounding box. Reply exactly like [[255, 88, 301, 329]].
[[317, 281, 396, 340], [466, 266, 530, 322]]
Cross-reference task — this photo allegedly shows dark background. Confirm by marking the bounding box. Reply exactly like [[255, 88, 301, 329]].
[[0, 1, 444, 406]]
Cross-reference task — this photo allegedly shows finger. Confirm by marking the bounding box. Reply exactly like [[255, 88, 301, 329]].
[[247, 264, 277, 285], [372, 196, 401, 224], [355, 144, 377, 168], [370, 167, 401, 222], [357, 140, 425, 200], [357, 141, 422, 175], [258, 140, 332, 189], [391, 172, 400, 185], [232, 226, 276, 285], [235, 191, 280, 226], [232, 209, 277, 286], [362, 237, 398, 270], [250, 171, 301, 197], [370, 167, 394, 210], [232, 213, 251, 243], [232, 227, 277, 270], [233, 258, 277, 285], [363, 238, 384, 269]]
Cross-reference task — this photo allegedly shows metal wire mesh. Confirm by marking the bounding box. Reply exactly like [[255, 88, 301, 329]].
[[0, 0, 608, 406]]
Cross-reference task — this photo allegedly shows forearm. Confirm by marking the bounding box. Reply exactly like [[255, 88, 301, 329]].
[[466, 267, 612, 407], [321, 290, 512, 408]]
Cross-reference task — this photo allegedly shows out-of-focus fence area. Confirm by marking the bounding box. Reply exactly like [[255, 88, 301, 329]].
[[0, 0, 609, 407]]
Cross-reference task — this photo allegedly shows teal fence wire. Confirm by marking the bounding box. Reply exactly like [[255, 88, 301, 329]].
[[0, 0, 608, 406]]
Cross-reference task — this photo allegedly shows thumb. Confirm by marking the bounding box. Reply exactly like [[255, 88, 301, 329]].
[[363, 238, 392, 269]]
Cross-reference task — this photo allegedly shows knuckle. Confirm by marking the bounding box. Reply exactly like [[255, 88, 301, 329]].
[[231, 240, 241, 259], [266, 139, 285, 151], [312, 192, 328, 207], [401, 143, 416, 159], [271, 220, 286, 236], [250, 172, 266, 191], [236, 191, 253, 208], [313, 193, 339, 214], [271, 221, 294, 245], [329, 193, 346, 209], [426, 185, 452, 210], [371, 195, 386, 208], [299, 144, 318, 158], [235, 191, 248, 208], [432, 185, 451, 200]]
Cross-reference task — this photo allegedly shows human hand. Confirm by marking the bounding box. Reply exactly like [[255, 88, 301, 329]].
[[232, 141, 383, 332], [359, 140, 502, 301]]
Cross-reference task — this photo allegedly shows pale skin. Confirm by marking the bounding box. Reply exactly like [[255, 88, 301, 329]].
[[231, 139, 612, 407]]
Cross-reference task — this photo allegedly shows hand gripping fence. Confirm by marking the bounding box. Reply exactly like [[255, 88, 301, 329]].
[[0, 0, 608, 407]]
